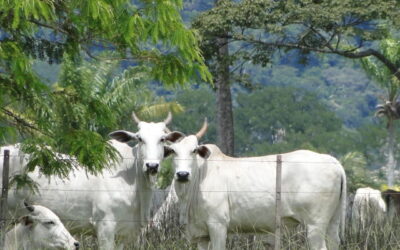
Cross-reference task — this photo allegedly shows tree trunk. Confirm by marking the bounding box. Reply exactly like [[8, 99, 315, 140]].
[[386, 120, 397, 186], [215, 36, 234, 156]]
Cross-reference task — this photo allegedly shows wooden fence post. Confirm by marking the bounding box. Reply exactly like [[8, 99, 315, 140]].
[[275, 154, 282, 250], [0, 149, 10, 248]]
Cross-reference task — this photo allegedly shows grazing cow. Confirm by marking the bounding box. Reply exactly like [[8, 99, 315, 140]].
[[5, 202, 79, 250], [0, 112, 184, 250], [351, 187, 386, 230], [382, 189, 400, 220], [164, 121, 347, 250]]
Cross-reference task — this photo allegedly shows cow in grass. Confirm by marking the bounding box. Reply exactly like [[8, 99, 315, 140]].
[[163, 120, 347, 250], [5, 202, 79, 250], [0, 112, 184, 250], [351, 187, 386, 230]]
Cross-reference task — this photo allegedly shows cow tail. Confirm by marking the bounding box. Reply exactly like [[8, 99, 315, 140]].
[[340, 168, 347, 242]]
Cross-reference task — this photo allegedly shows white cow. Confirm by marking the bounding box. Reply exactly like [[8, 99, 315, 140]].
[[5, 202, 79, 250], [164, 121, 347, 250], [0, 112, 184, 250], [351, 187, 386, 230]]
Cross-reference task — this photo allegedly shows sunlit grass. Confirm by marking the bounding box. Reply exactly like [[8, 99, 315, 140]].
[[9, 209, 400, 249]]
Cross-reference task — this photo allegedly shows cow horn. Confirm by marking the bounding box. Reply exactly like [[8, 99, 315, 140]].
[[195, 118, 208, 139], [132, 112, 142, 124], [163, 111, 172, 125], [24, 201, 35, 212]]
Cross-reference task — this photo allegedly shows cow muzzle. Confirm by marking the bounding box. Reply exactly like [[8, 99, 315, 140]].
[[146, 162, 159, 175], [176, 171, 190, 182], [74, 242, 80, 250]]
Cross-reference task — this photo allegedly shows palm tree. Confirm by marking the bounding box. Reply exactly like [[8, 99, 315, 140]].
[[361, 38, 400, 186], [55, 55, 183, 135], [8, 55, 184, 182]]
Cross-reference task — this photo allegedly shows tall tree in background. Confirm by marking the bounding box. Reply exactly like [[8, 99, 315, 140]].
[[193, 0, 399, 155], [361, 38, 400, 186], [0, 0, 210, 176], [193, 0, 234, 155], [214, 0, 234, 156]]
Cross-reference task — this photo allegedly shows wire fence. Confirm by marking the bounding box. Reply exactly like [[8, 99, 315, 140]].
[[0, 148, 396, 250], [0, 151, 394, 203], [0, 152, 345, 164], [0, 153, 389, 196]]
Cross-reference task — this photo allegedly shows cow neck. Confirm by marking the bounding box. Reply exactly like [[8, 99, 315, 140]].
[[134, 142, 156, 227], [134, 142, 155, 192], [186, 156, 204, 224], [113, 145, 138, 185], [4, 223, 29, 249]]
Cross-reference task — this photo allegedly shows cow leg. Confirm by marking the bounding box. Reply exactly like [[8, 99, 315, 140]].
[[207, 222, 227, 250], [197, 239, 210, 250], [326, 223, 340, 250], [326, 205, 341, 250], [306, 224, 327, 250], [96, 220, 117, 250]]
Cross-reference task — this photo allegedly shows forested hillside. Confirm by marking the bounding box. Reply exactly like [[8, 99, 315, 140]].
[[2, 0, 399, 189]]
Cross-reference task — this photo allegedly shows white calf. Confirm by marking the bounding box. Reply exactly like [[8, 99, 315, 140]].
[[5, 202, 79, 250]]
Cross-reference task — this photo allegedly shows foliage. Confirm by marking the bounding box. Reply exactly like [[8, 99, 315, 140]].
[[360, 37, 400, 186], [0, 0, 208, 176], [361, 38, 400, 121], [244, 55, 382, 128], [192, 0, 400, 80], [340, 151, 380, 193], [234, 86, 355, 156], [1, 56, 183, 179], [169, 86, 217, 143]]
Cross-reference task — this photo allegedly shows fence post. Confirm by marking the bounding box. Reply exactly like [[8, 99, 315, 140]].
[[275, 154, 282, 250], [0, 149, 10, 248]]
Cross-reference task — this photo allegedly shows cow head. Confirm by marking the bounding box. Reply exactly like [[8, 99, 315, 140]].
[[109, 112, 184, 178], [21, 202, 79, 250], [165, 119, 210, 183]]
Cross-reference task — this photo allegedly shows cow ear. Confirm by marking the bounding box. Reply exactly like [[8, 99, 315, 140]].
[[196, 145, 210, 159], [164, 146, 175, 158], [109, 130, 138, 143], [165, 131, 185, 143], [24, 201, 35, 212], [20, 216, 34, 227]]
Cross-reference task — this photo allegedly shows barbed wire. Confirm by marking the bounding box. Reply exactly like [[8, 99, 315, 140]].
[[0, 153, 342, 164], [0, 217, 339, 226], [3, 188, 349, 194]]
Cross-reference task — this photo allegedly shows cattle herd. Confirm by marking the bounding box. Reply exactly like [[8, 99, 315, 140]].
[[0, 112, 398, 250]]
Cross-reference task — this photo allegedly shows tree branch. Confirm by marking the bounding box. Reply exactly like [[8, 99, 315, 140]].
[[1, 108, 42, 134], [230, 34, 400, 81], [28, 19, 69, 34]]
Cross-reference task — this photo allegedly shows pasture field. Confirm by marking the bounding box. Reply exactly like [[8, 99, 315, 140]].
[[70, 215, 400, 249]]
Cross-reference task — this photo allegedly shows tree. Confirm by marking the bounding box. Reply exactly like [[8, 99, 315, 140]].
[[192, 0, 400, 155], [213, 0, 235, 156], [10, 56, 184, 183], [191, 0, 234, 155], [361, 38, 400, 186], [193, 0, 400, 80], [0, 0, 210, 176]]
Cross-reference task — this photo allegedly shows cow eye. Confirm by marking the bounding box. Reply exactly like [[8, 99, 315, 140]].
[[137, 137, 143, 143], [44, 221, 55, 226], [160, 137, 165, 142], [192, 149, 197, 154]]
